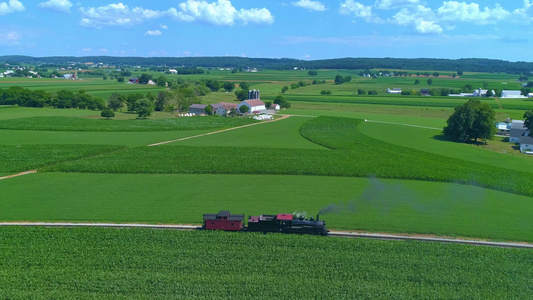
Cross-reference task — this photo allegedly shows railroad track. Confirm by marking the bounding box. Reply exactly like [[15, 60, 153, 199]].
[[1, 222, 532, 249]]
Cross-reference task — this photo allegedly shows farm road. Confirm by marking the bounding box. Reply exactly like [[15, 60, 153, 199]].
[[147, 114, 292, 146], [365, 119, 441, 130], [0, 170, 37, 181]]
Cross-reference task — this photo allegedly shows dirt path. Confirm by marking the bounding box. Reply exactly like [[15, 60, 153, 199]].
[[0, 170, 37, 181], [365, 119, 441, 130], [494, 97, 503, 109], [147, 114, 291, 146]]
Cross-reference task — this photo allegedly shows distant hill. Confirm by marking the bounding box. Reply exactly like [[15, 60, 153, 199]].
[[1, 55, 531, 74]]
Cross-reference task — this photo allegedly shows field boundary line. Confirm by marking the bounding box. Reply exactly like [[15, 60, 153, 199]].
[[1, 222, 531, 249], [365, 119, 441, 130], [0, 170, 37, 181], [147, 115, 291, 146]]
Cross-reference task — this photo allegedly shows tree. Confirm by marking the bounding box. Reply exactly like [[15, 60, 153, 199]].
[[265, 101, 272, 109], [281, 86, 289, 94], [154, 91, 171, 111], [223, 82, 235, 92], [239, 82, 250, 91], [126, 93, 144, 112], [135, 98, 154, 118], [524, 111, 533, 136], [414, 79, 420, 85], [457, 70, 464, 76], [156, 75, 167, 87], [483, 81, 489, 89], [274, 95, 291, 109], [357, 89, 366, 95], [138, 73, 153, 84], [204, 105, 213, 115], [235, 89, 248, 101], [101, 109, 115, 120], [108, 93, 125, 111], [427, 78, 433, 86], [443, 99, 497, 143], [117, 77, 125, 83], [239, 104, 249, 114], [433, 72, 439, 77], [334, 75, 344, 85], [308, 70, 318, 76]]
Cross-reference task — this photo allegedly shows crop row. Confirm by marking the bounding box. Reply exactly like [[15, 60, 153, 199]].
[[44, 116, 533, 197], [0, 115, 256, 132], [0, 144, 125, 173], [1, 227, 531, 299], [276, 94, 502, 109]]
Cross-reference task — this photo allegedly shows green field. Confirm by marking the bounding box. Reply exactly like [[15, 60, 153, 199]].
[[1, 227, 531, 299]]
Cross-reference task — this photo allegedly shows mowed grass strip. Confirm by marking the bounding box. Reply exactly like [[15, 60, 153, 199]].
[[1, 227, 531, 299], [0, 144, 125, 173], [0, 116, 257, 132]]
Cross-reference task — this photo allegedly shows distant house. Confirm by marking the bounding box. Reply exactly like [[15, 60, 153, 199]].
[[528, 93, 533, 98], [419, 89, 430, 96], [212, 102, 237, 116], [387, 88, 402, 94], [501, 90, 526, 98], [519, 135, 533, 154], [169, 69, 178, 74], [509, 120, 527, 143], [270, 103, 280, 110], [129, 78, 139, 84], [449, 93, 474, 97], [147, 80, 156, 85], [188, 104, 207, 115], [238, 99, 266, 114]]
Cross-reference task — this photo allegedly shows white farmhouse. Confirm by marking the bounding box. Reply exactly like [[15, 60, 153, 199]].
[[212, 102, 238, 116], [237, 99, 266, 114], [472, 88, 495, 97], [169, 69, 177, 74], [501, 90, 526, 98]]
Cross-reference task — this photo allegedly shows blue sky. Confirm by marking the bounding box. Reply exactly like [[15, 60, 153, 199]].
[[1, 0, 533, 61]]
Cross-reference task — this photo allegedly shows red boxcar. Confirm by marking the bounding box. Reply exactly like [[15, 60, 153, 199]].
[[203, 211, 244, 231]]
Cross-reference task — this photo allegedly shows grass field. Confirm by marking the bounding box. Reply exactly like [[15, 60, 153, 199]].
[[2, 173, 532, 241], [1, 227, 531, 299]]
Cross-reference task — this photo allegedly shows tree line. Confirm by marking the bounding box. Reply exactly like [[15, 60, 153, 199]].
[[2, 55, 533, 74], [0, 86, 105, 110]]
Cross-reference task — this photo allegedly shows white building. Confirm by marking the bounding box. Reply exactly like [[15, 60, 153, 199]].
[[387, 88, 402, 94], [237, 99, 266, 114], [472, 88, 495, 97], [519, 135, 533, 154], [169, 69, 177, 74], [501, 90, 526, 98], [211, 103, 238, 116]]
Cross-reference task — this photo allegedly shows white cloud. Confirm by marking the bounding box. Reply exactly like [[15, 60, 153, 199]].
[[38, 0, 72, 14], [81, 48, 92, 52], [79, 3, 163, 28], [437, 1, 510, 25], [391, 5, 442, 34], [160, 24, 168, 29], [0, 31, 20, 46], [340, 0, 382, 23], [375, 0, 421, 10], [167, 0, 273, 26], [0, 0, 24, 15], [292, 0, 326, 12], [99, 48, 108, 53], [145, 30, 162, 36]]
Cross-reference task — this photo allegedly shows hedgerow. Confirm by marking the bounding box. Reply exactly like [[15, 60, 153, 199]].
[[1, 227, 531, 299], [0, 116, 257, 132]]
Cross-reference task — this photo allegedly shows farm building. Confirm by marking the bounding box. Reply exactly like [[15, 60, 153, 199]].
[[420, 89, 430, 96], [472, 88, 495, 97], [238, 99, 266, 114], [519, 135, 533, 154], [387, 88, 402, 94], [211, 102, 238, 116], [128, 78, 139, 84], [188, 104, 207, 115], [501, 90, 526, 98], [169, 69, 177, 74], [271, 103, 280, 110], [496, 122, 511, 136], [248, 89, 261, 100], [509, 120, 527, 143]]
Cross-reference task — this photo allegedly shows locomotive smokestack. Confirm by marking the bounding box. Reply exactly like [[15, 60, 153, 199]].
[[316, 214, 319, 221]]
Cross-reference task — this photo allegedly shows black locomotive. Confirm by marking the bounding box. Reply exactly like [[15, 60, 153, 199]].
[[203, 211, 328, 236]]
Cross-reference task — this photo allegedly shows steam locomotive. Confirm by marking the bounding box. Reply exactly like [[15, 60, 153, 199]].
[[202, 211, 328, 236]]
